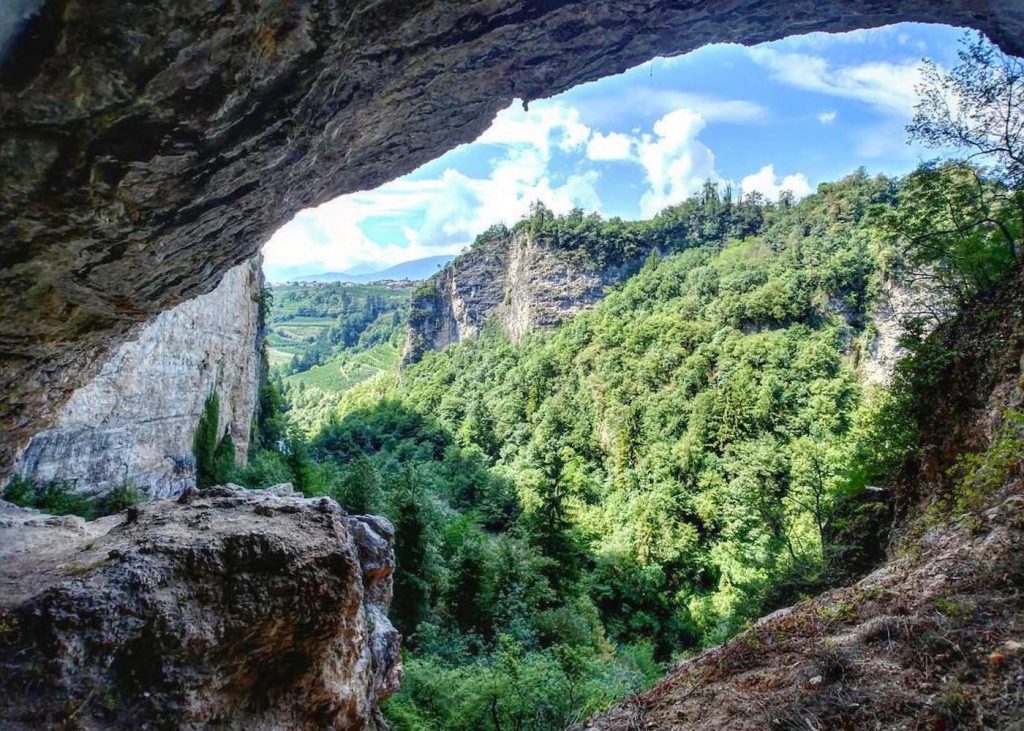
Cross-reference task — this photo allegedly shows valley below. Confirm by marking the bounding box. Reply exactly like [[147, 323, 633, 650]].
[[4, 165, 1024, 730], [2, 4, 1024, 730]]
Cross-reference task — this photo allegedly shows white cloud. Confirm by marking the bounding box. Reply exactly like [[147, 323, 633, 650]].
[[575, 88, 766, 127], [740, 165, 812, 202], [262, 182, 471, 278], [636, 108, 719, 217], [653, 93, 766, 124], [478, 102, 591, 156], [262, 100, 604, 278], [818, 110, 837, 124], [748, 46, 924, 117], [587, 131, 633, 161]]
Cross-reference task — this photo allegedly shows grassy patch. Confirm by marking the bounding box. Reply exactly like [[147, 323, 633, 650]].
[[2, 476, 142, 520]]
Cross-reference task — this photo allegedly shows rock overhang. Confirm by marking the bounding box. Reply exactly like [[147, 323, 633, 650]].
[[1, 0, 1023, 473]]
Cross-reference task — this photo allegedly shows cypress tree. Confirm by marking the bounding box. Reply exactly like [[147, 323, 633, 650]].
[[193, 393, 220, 488]]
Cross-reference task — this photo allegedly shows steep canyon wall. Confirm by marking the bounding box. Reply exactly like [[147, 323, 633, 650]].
[[13, 258, 263, 497], [403, 227, 631, 364]]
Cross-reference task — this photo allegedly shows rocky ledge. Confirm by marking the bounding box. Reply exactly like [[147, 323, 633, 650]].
[[0, 484, 402, 730]]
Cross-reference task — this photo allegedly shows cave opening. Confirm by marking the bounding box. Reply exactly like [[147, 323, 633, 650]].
[[3, 3, 1024, 728]]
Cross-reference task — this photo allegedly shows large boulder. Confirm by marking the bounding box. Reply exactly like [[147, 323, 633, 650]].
[[0, 484, 402, 730]]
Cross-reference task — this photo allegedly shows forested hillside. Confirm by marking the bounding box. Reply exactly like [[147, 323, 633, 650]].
[[400, 188, 766, 367], [228, 168, 991, 729], [231, 39, 1024, 722]]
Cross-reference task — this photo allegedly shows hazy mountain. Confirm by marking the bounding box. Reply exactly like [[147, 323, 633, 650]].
[[292, 255, 455, 283]]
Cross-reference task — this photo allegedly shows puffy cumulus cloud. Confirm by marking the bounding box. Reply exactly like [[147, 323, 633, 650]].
[[424, 151, 603, 242], [740, 164, 812, 202], [262, 100, 604, 278], [635, 108, 719, 217], [586, 131, 634, 161], [478, 102, 591, 156], [818, 110, 837, 124], [748, 46, 924, 117]]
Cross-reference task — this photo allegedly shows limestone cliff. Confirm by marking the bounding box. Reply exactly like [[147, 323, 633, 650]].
[[0, 483, 402, 731], [859, 275, 949, 387], [403, 227, 632, 364], [13, 259, 263, 498]]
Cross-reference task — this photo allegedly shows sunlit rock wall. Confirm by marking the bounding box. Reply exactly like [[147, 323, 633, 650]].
[[860, 275, 949, 387], [402, 227, 632, 364], [14, 259, 263, 498]]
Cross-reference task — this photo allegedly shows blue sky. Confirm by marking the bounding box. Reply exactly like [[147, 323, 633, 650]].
[[263, 23, 967, 281]]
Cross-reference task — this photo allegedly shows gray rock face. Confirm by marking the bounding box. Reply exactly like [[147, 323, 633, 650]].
[[0, 484, 402, 730], [403, 227, 630, 364], [12, 258, 263, 498], [2, 0, 1023, 474], [860, 275, 949, 387]]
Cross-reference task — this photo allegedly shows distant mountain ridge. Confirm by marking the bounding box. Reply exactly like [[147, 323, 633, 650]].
[[292, 255, 455, 283]]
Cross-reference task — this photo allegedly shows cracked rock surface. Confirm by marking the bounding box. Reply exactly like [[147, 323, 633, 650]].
[[402, 226, 639, 365], [0, 484, 402, 730]]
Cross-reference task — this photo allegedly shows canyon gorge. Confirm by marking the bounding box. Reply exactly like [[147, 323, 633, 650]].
[[2, 2, 1024, 730]]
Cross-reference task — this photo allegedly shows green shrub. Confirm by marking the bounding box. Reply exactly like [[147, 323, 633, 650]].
[[2, 474, 33, 505], [234, 449, 294, 489], [212, 433, 236, 484], [2, 476, 139, 519], [947, 409, 1024, 513], [97, 481, 143, 514], [193, 393, 221, 488]]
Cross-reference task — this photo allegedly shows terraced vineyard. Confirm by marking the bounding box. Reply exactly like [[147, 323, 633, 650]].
[[266, 281, 412, 394], [266, 316, 338, 367], [283, 339, 401, 392]]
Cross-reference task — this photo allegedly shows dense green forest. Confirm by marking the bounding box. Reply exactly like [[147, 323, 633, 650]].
[[219, 142, 1017, 727], [325, 174, 904, 728]]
